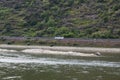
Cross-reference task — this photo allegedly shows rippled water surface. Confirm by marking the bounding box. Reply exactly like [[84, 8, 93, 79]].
[[0, 51, 120, 80]]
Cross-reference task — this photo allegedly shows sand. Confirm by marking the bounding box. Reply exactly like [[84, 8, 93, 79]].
[[21, 49, 96, 57], [0, 44, 120, 57]]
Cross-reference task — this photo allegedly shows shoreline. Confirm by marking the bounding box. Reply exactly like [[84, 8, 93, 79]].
[[0, 44, 120, 54], [1, 37, 120, 48]]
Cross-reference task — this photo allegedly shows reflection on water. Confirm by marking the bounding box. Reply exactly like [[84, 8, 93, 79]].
[[0, 51, 120, 80]]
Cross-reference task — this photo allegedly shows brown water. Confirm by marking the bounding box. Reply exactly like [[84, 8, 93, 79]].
[[0, 51, 120, 80]]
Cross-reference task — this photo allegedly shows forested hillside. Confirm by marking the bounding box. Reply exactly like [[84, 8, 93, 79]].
[[0, 0, 120, 38]]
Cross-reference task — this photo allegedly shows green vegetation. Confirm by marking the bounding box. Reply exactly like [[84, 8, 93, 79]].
[[0, 0, 120, 38]]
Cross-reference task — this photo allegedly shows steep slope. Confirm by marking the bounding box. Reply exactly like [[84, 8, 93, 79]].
[[0, 0, 120, 38]]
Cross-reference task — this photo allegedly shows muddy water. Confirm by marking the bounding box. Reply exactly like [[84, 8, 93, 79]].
[[0, 51, 120, 80]]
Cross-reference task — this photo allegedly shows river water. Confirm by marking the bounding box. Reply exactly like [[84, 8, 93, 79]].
[[0, 51, 120, 80]]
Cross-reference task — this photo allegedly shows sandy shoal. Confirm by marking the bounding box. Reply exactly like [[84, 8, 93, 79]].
[[0, 44, 120, 54]]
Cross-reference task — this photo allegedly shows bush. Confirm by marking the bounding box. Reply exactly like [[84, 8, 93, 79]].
[[63, 32, 75, 38], [0, 37, 6, 41], [91, 30, 112, 38], [97, 0, 105, 3], [6, 41, 14, 45], [112, 5, 120, 11]]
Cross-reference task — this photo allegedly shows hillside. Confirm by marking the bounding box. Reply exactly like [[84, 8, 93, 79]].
[[0, 0, 120, 38]]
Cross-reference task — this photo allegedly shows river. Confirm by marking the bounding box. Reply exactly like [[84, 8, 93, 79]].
[[0, 51, 120, 80]]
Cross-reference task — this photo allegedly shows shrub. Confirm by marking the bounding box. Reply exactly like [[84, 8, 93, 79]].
[[6, 41, 14, 45], [91, 30, 112, 38]]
